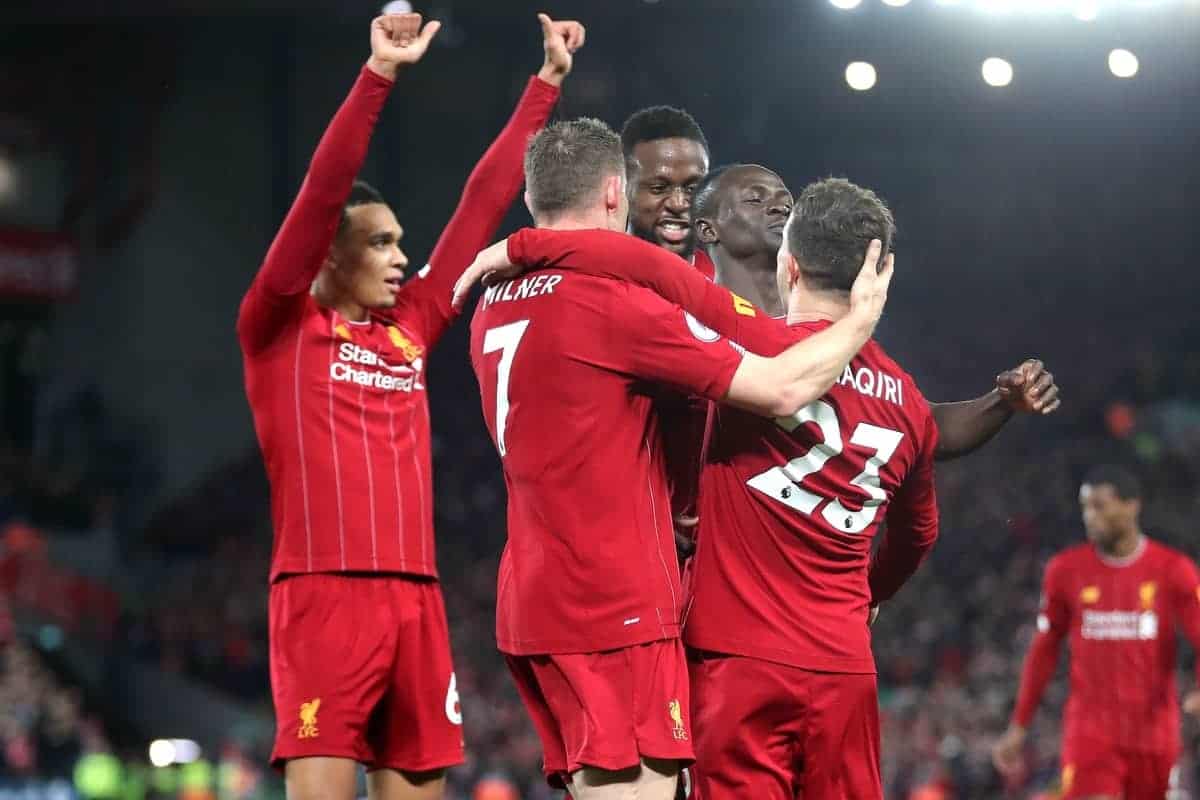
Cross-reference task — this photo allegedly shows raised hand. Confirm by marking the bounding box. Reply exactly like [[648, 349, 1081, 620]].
[[996, 359, 1060, 415], [367, 13, 442, 80], [535, 13, 586, 87]]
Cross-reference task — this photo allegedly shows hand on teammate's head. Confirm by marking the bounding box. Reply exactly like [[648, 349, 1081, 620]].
[[847, 240, 894, 328]]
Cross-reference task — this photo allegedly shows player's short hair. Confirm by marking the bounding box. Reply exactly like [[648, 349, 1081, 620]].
[[787, 177, 896, 294], [524, 118, 624, 220], [338, 180, 387, 235], [1083, 464, 1143, 500], [620, 105, 710, 175], [690, 165, 735, 226]]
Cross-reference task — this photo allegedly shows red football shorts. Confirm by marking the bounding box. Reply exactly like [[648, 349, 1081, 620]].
[[505, 638, 694, 787], [268, 573, 464, 772], [689, 652, 881, 800], [1060, 738, 1176, 800]]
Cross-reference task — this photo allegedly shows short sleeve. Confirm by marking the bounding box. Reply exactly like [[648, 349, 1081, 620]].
[[605, 284, 744, 402]]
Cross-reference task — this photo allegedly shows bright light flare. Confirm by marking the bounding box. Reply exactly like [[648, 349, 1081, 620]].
[[845, 62, 877, 91], [981, 57, 1014, 87], [1073, 1, 1099, 19], [148, 740, 175, 768], [882, 0, 912, 5], [1109, 48, 1139, 77], [829, 0, 863, 8]]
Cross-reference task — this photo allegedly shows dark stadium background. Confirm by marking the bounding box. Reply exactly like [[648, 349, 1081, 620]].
[[1, 0, 1198, 797]]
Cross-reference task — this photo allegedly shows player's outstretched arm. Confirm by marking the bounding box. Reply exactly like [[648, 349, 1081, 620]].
[[930, 360, 1061, 461], [993, 558, 1069, 776], [454, 227, 788, 351], [237, 13, 439, 355], [400, 14, 581, 348], [722, 244, 893, 418]]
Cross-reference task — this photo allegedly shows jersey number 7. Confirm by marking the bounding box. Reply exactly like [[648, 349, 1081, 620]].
[[482, 320, 530, 457], [747, 399, 903, 534]]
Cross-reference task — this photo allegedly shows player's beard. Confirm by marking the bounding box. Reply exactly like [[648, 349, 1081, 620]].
[[631, 221, 695, 261]]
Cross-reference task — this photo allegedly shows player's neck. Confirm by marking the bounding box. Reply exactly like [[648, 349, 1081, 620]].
[[537, 211, 613, 232], [1097, 529, 1145, 560], [785, 284, 851, 326], [311, 277, 370, 322], [712, 246, 784, 317]]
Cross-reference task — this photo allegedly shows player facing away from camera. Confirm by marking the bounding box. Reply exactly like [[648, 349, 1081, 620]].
[[994, 465, 1200, 800], [236, 12, 583, 800], [459, 175, 936, 799], [468, 119, 894, 800]]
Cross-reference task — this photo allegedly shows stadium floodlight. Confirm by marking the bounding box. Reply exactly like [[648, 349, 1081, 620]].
[[830, 0, 863, 9], [170, 740, 202, 764], [882, 0, 912, 6], [845, 62, 877, 91], [381, 0, 413, 13], [148, 740, 176, 768], [1109, 48, 1139, 77], [981, 57, 1014, 87], [1073, 1, 1099, 19]]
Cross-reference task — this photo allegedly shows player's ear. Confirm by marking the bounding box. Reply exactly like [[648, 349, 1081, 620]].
[[695, 217, 718, 245], [323, 248, 340, 273], [785, 252, 802, 289], [524, 189, 535, 220], [603, 175, 622, 213]]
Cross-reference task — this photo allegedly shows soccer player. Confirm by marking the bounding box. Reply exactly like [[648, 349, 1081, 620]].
[[459, 177, 935, 798], [618, 114, 1061, 461], [620, 106, 717, 280], [236, 13, 583, 800], [468, 119, 894, 800], [993, 465, 1200, 800]]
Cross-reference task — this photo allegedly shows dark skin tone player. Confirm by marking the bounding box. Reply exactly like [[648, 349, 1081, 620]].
[[618, 119, 1061, 457]]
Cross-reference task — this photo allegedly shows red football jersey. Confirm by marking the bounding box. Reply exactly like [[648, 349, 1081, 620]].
[[503, 229, 940, 672], [686, 321, 939, 673], [1014, 538, 1200, 753], [237, 70, 559, 581], [469, 271, 743, 656], [692, 248, 716, 281]]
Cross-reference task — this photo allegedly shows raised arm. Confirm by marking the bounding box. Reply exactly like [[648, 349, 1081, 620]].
[[397, 14, 581, 348], [993, 557, 1070, 775], [930, 360, 1061, 461], [236, 13, 439, 355], [453, 227, 788, 349]]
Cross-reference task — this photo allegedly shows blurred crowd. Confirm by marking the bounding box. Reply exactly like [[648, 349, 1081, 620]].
[[0, 636, 106, 783]]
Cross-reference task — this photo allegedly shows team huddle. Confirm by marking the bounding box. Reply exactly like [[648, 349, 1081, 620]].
[[237, 13, 1200, 800]]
